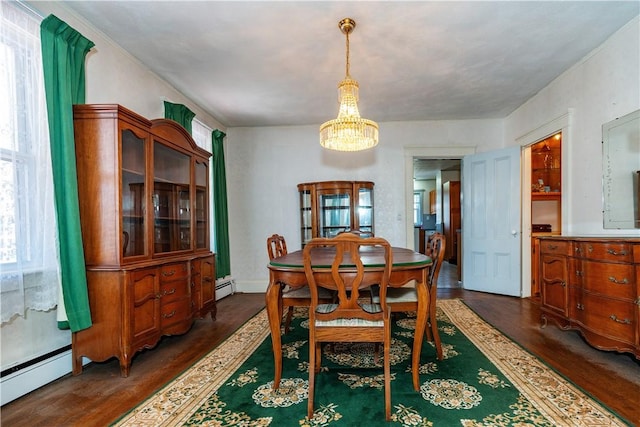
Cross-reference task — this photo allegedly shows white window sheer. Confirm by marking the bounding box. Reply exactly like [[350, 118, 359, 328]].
[[192, 118, 212, 150], [0, 2, 60, 323]]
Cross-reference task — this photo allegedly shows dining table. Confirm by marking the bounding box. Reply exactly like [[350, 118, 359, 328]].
[[266, 246, 432, 391]]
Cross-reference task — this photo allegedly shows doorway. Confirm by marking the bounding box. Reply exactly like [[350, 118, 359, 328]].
[[404, 146, 475, 284]]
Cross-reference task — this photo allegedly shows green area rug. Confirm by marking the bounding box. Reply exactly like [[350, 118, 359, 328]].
[[114, 299, 627, 426]]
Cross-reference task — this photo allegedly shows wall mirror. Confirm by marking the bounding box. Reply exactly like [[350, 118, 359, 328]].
[[602, 109, 640, 229]]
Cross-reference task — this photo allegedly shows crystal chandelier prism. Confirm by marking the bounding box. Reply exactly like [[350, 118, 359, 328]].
[[319, 18, 379, 152]]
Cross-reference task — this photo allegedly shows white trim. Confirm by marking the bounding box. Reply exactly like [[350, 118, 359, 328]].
[[404, 146, 476, 249], [0, 350, 84, 405]]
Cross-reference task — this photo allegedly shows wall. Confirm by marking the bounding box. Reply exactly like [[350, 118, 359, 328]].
[[226, 120, 503, 293], [226, 16, 640, 294], [2, 1, 225, 405], [505, 16, 640, 236]]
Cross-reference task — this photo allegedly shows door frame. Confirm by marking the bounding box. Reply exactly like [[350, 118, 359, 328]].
[[515, 110, 572, 297], [404, 146, 476, 249]]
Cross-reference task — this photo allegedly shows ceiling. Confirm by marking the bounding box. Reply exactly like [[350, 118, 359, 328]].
[[55, 1, 639, 130]]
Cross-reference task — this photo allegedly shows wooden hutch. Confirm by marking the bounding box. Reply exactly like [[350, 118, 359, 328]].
[[298, 181, 374, 247], [71, 104, 215, 377]]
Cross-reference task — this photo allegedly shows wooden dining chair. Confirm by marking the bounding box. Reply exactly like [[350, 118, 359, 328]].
[[266, 234, 333, 333], [303, 233, 393, 421], [371, 233, 446, 361], [337, 229, 374, 238]]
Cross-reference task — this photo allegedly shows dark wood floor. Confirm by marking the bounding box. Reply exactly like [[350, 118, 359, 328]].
[[2, 265, 639, 426]]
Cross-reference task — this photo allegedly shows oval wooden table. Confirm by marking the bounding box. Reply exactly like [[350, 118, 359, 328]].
[[266, 246, 433, 391]]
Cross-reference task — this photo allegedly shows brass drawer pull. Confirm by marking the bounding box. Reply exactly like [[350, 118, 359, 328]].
[[163, 310, 176, 319], [606, 249, 628, 256], [576, 303, 584, 310], [164, 288, 176, 295], [548, 244, 558, 250], [609, 315, 631, 325], [608, 277, 629, 285], [162, 269, 176, 277]]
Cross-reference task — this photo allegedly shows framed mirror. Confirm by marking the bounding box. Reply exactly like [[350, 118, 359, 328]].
[[602, 109, 640, 229]]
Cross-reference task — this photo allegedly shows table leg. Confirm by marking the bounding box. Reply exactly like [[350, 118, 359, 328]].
[[412, 277, 430, 391], [265, 274, 283, 390]]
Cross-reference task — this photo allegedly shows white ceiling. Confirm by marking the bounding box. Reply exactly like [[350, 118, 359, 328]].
[[55, 1, 639, 129]]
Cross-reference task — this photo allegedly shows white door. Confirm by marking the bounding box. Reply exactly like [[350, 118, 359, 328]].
[[462, 146, 522, 296]]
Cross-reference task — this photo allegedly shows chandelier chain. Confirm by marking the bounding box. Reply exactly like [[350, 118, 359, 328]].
[[345, 30, 350, 77]]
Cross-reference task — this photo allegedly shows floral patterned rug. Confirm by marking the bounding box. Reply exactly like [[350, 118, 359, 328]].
[[113, 299, 628, 426]]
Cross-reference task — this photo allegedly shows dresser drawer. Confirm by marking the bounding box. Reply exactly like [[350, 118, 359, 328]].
[[160, 297, 191, 328], [160, 278, 189, 302], [160, 262, 189, 281], [576, 242, 633, 263], [577, 293, 636, 344], [539, 239, 571, 256], [577, 260, 635, 300]]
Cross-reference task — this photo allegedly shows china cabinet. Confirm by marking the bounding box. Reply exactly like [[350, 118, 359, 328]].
[[531, 133, 562, 298], [539, 236, 640, 359], [71, 104, 215, 377], [298, 181, 374, 247], [442, 181, 460, 263]]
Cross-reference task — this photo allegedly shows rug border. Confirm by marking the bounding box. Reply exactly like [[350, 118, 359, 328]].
[[439, 298, 630, 427], [453, 299, 632, 425], [111, 307, 270, 426], [114, 300, 630, 426]]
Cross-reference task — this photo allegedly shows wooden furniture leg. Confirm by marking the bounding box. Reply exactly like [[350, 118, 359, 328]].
[[412, 277, 430, 391], [265, 274, 283, 390]]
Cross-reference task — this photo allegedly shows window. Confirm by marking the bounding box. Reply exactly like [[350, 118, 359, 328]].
[[191, 118, 212, 151], [413, 191, 424, 226], [1, 1, 59, 322]]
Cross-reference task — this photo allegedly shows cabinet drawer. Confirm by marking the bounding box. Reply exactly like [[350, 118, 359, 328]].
[[577, 260, 635, 300], [576, 242, 633, 263], [539, 240, 570, 256], [160, 297, 191, 327], [160, 279, 189, 302], [576, 293, 636, 344], [160, 262, 189, 281]]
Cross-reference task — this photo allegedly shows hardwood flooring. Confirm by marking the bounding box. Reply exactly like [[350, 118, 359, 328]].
[[2, 266, 639, 426]]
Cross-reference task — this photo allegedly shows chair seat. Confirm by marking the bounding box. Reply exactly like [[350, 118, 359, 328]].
[[315, 304, 384, 327], [283, 286, 333, 299], [371, 282, 417, 304]]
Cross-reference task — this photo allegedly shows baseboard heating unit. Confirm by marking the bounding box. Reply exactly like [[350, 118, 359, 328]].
[[216, 276, 235, 300]]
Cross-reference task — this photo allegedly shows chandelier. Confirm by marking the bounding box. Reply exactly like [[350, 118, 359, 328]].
[[319, 18, 379, 152]]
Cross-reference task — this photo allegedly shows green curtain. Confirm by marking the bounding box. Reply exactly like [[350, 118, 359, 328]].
[[40, 15, 94, 331], [164, 101, 196, 134], [212, 130, 230, 279]]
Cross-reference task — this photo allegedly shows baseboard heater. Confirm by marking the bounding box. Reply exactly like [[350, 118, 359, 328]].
[[215, 276, 235, 300]]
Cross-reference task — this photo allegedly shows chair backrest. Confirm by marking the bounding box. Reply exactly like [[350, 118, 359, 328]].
[[303, 233, 392, 322], [267, 234, 288, 260], [337, 229, 374, 238], [427, 233, 446, 288]]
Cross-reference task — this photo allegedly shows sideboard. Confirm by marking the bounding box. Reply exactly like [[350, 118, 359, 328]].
[[538, 236, 639, 359]]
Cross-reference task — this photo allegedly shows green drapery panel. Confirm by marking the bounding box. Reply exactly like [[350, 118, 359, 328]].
[[164, 101, 196, 135], [212, 130, 230, 279], [40, 15, 94, 331]]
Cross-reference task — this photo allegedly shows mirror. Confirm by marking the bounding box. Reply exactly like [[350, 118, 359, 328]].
[[602, 109, 640, 229]]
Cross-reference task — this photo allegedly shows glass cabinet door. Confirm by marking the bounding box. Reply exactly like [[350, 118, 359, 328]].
[[195, 160, 208, 249], [153, 142, 191, 253], [357, 186, 374, 234], [318, 190, 351, 238], [300, 189, 312, 246], [121, 129, 146, 258]]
